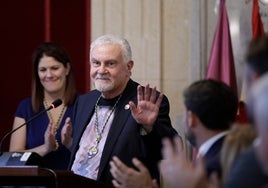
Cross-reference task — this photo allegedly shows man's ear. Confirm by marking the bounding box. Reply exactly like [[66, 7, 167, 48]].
[[126, 60, 134, 76], [127, 60, 134, 70], [187, 110, 198, 128]]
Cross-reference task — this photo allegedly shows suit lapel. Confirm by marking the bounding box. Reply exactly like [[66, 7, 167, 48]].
[[205, 136, 225, 160], [97, 79, 138, 179], [72, 92, 99, 153], [78, 96, 98, 132]]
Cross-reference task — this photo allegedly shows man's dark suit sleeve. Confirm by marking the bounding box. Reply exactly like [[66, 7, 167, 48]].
[[141, 94, 178, 179]]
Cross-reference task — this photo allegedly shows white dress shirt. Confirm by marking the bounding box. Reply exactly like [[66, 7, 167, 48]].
[[197, 131, 228, 158]]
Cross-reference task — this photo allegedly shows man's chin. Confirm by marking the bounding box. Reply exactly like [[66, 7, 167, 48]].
[[95, 85, 114, 93]]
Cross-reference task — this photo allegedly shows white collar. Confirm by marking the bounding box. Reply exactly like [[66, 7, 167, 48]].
[[197, 131, 228, 157]]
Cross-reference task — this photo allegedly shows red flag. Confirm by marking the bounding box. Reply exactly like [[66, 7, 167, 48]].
[[252, 0, 264, 39], [206, 0, 250, 123], [206, 0, 238, 97]]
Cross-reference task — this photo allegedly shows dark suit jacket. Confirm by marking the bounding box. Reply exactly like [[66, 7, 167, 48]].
[[69, 79, 178, 184], [204, 136, 225, 178], [224, 147, 268, 188]]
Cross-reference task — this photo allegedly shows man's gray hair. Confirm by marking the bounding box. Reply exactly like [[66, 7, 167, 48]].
[[90, 34, 132, 63]]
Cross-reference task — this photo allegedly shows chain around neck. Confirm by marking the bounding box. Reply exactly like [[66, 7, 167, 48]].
[[44, 100, 66, 130], [94, 94, 122, 144]]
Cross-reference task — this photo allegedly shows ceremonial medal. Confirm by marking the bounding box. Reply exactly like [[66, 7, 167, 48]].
[[88, 146, 98, 159], [88, 94, 122, 159]]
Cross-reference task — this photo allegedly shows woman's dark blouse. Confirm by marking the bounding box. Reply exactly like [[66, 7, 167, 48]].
[[15, 98, 74, 170]]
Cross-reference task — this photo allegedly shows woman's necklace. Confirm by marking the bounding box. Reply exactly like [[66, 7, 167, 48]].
[[87, 94, 122, 159], [44, 100, 66, 131]]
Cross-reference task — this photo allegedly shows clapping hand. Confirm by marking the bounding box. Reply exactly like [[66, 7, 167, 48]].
[[61, 117, 73, 150], [110, 156, 159, 188], [159, 136, 211, 188], [44, 122, 58, 153]]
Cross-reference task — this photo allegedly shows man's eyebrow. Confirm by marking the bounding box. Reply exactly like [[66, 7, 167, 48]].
[[91, 58, 117, 62]]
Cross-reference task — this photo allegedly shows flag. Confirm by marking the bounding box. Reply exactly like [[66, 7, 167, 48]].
[[252, 0, 264, 39], [206, 0, 250, 123], [206, 0, 238, 97]]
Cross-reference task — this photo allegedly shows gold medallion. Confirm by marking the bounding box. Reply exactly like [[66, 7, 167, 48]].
[[87, 146, 98, 159], [55, 140, 59, 151]]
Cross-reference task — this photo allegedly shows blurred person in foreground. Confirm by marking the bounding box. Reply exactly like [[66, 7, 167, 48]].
[[250, 73, 268, 180], [220, 123, 256, 184], [223, 35, 268, 188]]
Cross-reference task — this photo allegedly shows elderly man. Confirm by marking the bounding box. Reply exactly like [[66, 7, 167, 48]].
[[63, 34, 177, 185]]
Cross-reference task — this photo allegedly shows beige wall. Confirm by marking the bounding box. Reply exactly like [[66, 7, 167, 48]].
[[90, 0, 268, 132], [91, 0, 190, 132]]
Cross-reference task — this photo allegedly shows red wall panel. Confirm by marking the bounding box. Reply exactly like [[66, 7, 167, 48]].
[[50, 0, 90, 93], [0, 0, 90, 151], [0, 1, 45, 150]]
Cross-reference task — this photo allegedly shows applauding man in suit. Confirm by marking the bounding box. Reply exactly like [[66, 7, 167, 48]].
[[182, 79, 238, 178]]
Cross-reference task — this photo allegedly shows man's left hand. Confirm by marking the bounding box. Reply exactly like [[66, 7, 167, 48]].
[[129, 84, 163, 133]]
